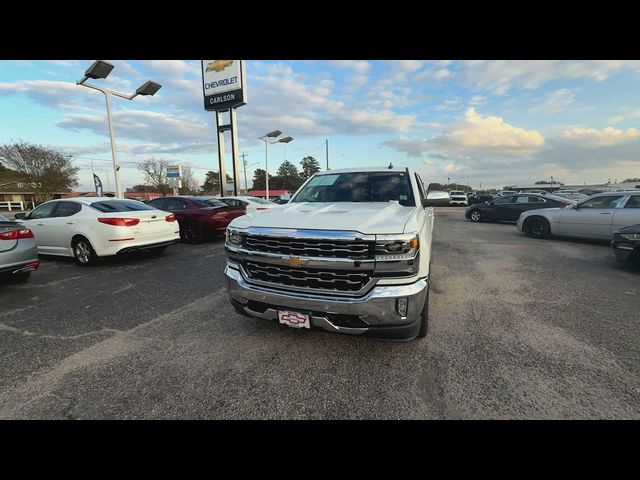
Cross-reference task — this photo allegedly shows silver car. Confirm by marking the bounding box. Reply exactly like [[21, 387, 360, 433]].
[[0, 217, 40, 283], [517, 191, 640, 240]]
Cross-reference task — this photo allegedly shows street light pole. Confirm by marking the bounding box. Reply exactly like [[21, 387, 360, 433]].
[[77, 61, 161, 199], [259, 130, 293, 201], [102, 90, 122, 198]]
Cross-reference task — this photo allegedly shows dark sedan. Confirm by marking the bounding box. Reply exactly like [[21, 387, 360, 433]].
[[611, 224, 640, 263], [146, 196, 246, 244], [465, 194, 571, 223]]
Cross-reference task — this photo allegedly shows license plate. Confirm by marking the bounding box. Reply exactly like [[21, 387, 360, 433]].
[[278, 310, 311, 329]]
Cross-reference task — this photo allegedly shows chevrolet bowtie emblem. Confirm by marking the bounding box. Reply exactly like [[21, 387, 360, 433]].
[[206, 60, 234, 72], [284, 256, 307, 267]]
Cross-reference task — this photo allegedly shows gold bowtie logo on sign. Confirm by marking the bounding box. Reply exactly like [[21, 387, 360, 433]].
[[206, 60, 234, 73]]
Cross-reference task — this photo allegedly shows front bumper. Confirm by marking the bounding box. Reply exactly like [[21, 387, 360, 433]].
[[611, 241, 639, 262], [225, 265, 428, 340], [449, 199, 468, 206]]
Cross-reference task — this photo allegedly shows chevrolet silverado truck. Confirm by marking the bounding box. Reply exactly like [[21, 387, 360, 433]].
[[224, 167, 436, 341]]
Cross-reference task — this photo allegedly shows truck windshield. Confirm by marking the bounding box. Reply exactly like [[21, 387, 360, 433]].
[[292, 172, 416, 207]]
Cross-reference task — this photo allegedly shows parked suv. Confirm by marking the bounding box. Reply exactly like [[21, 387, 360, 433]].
[[448, 190, 468, 206], [224, 167, 436, 341]]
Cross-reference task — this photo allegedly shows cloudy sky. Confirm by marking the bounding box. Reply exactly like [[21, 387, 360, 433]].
[[1, 60, 639, 191]]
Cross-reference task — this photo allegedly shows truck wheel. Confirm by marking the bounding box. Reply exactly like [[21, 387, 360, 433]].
[[417, 283, 430, 338], [470, 210, 482, 222]]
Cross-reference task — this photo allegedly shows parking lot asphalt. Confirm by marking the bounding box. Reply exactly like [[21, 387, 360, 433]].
[[0, 207, 638, 419]]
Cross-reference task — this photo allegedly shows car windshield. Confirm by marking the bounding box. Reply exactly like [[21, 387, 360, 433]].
[[450, 191, 465, 195], [292, 171, 416, 206], [90, 200, 156, 212]]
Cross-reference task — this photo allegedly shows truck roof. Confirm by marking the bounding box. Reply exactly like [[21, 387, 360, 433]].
[[315, 166, 408, 175]]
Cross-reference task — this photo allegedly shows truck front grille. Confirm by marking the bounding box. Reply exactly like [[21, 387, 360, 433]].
[[244, 260, 371, 293], [243, 235, 373, 259]]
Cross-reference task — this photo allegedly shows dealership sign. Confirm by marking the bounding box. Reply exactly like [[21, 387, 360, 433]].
[[166, 165, 182, 178], [201, 60, 247, 111]]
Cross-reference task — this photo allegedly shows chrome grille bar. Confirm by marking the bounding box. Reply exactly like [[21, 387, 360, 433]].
[[245, 261, 372, 293], [243, 235, 373, 259]]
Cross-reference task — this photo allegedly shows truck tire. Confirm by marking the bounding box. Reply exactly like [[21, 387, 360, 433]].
[[417, 282, 430, 338]]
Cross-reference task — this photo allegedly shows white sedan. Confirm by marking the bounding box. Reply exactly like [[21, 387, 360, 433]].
[[219, 196, 279, 214], [14, 197, 180, 265], [517, 191, 640, 240]]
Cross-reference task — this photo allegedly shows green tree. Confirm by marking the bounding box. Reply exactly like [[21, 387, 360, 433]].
[[200, 170, 233, 194], [300, 156, 321, 180], [251, 168, 273, 190], [272, 160, 303, 191], [0, 140, 79, 201]]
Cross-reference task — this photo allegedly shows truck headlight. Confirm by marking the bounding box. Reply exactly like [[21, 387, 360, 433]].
[[226, 229, 243, 246], [376, 234, 419, 259], [375, 234, 420, 276]]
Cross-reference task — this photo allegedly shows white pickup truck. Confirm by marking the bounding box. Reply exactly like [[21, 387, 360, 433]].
[[224, 166, 436, 341]]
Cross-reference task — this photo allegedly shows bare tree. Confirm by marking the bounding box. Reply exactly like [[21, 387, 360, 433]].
[[180, 166, 199, 194], [137, 158, 171, 194], [0, 140, 79, 201]]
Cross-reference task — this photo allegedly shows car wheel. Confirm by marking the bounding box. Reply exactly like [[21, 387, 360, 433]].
[[470, 210, 482, 222], [524, 217, 551, 239], [417, 282, 430, 339], [72, 237, 97, 265], [181, 221, 203, 244]]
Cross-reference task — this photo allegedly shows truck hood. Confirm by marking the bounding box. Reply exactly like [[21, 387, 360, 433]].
[[229, 202, 416, 234]]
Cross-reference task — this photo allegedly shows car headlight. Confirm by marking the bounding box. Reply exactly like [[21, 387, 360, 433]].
[[226, 228, 243, 246], [620, 233, 640, 241]]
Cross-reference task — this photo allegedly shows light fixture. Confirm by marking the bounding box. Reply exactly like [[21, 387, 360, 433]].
[[136, 80, 162, 96], [84, 60, 114, 80]]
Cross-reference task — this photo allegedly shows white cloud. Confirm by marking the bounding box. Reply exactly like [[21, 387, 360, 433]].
[[433, 108, 545, 155], [469, 95, 488, 106], [459, 60, 640, 94], [531, 88, 576, 114], [383, 108, 545, 159], [559, 127, 640, 147]]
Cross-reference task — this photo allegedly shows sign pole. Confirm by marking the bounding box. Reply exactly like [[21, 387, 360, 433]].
[[215, 110, 227, 196], [202, 60, 247, 197], [230, 107, 241, 197]]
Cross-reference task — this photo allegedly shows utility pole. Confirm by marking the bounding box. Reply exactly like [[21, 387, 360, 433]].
[[240, 153, 248, 193], [326, 139, 329, 170]]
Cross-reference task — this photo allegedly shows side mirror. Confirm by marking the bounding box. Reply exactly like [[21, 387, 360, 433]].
[[14, 212, 27, 220], [423, 190, 450, 207]]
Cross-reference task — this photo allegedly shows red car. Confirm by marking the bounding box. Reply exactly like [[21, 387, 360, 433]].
[[146, 196, 246, 244]]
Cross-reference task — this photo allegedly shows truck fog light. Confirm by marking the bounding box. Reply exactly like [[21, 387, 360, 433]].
[[396, 297, 408, 316]]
